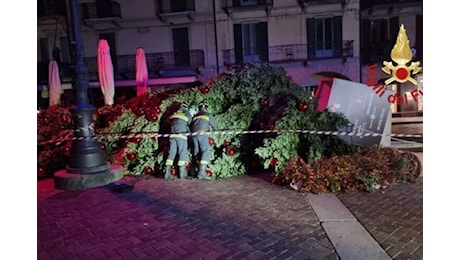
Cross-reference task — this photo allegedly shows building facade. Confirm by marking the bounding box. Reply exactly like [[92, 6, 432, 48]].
[[37, 0, 422, 112]]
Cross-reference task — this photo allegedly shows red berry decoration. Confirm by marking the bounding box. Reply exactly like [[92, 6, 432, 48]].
[[297, 102, 308, 111], [127, 152, 136, 161], [270, 158, 279, 167], [154, 106, 161, 114], [134, 137, 142, 144], [259, 98, 269, 107], [143, 166, 153, 175], [206, 169, 212, 177], [209, 137, 215, 146], [226, 148, 235, 156], [223, 140, 230, 146]]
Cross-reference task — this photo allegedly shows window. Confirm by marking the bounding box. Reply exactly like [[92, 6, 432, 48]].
[[242, 23, 259, 62], [307, 16, 342, 59], [233, 22, 268, 64], [241, 0, 257, 6], [370, 19, 389, 45], [315, 17, 333, 58]]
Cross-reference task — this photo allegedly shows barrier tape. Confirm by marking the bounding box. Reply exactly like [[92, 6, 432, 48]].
[[38, 128, 422, 147]]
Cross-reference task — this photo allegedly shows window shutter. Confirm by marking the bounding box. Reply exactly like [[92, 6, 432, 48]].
[[234, 24, 243, 64], [307, 18, 316, 59], [333, 16, 343, 57], [258, 22, 269, 62], [362, 19, 371, 64], [415, 15, 423, 60], [389, 16, 399, 43]]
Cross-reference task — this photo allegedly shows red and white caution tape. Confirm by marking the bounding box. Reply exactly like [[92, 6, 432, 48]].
[[38, 129, 422, 146]]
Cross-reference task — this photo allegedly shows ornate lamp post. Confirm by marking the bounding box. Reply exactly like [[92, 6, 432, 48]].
[[54, 0, 122, 190]]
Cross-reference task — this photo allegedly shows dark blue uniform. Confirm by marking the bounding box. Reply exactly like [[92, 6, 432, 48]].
[[190, 105, 217, 180], [165, 106, 191, 180]]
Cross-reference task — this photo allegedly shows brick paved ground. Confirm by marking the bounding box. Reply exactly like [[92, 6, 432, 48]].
[[336, 177, 423, 260], [38, 174, 339, 260]]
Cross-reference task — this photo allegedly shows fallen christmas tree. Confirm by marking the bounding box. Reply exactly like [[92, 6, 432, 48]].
[[37, 62, 421, 193]]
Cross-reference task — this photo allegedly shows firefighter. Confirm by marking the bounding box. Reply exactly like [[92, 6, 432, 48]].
[[165, 103, 192, 180], [190, 102, 218, 180]]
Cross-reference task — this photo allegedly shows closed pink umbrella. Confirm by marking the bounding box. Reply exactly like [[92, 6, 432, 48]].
[[97, 39, 115, 105], [136, 47, 149, 96], [48, 60, 61, 106]]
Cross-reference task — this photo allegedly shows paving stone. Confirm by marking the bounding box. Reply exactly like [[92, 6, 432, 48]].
[[38, 173, 422, 260]]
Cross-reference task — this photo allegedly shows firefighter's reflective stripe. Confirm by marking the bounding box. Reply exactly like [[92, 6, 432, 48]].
[[192, 115, 210, 121], [200, 160, 208, 165], [170, 134, 187, 140], [170, 114, 189, 121], [166, 159, 174, 166]]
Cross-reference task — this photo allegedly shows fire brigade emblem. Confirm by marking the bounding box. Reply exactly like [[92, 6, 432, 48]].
[[382, 24, 422, 85]]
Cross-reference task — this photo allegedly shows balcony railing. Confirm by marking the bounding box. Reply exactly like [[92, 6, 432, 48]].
[[37, 50, 205, 83], [222, 41, 353, 65], [158, 0, 195, 14], [81, 1, 121, 20]]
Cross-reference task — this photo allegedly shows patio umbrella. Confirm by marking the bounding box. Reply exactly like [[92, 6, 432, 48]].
[[136, 47, 149, 96], [97, 39, 115, 105], [48, 60, 61, 106]]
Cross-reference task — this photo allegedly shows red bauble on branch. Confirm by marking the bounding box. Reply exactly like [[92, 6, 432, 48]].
[[297, 102, 308, 111], [209, 137, 215, 146], [143, 166, 153, 175], [259, 98, 269, 107], [223, 140, 230, 146], [127, 152, 136, 161], [270, 158, 279, 167], [206, 168, 213, 177], [154, 106, 161, 114], [226, 148, 235, 156], [171, 167, 177, 176]]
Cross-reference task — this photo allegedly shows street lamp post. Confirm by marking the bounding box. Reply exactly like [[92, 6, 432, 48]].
[[54, 0, 122, 190]]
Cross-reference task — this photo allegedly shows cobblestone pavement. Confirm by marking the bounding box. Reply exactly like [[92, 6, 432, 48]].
[[38, 174, 339, 260], [336, 177, 423, 260]]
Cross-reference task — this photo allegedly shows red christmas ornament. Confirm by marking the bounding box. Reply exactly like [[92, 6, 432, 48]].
[[171, 167, 177, 176], [150, 114, 158, 122], [206, 169, 212, 176], [297, 102, 308, 111], [209, 137, 215, 146], [185, 161, 191, 169], [134, 137, 142, 144], [226, 148, 235, 156], [143, 166, 153, 175], [259, 98, 269, 107], [270, 158, 279, 167], [223, 140, 230, 146], [154, 106, 161, 114], [127, 152, 136, 161], [200, 86, 210, 94]]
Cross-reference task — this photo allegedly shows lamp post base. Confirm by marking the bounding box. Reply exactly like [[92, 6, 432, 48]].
[[54, 164, 124, 191]]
